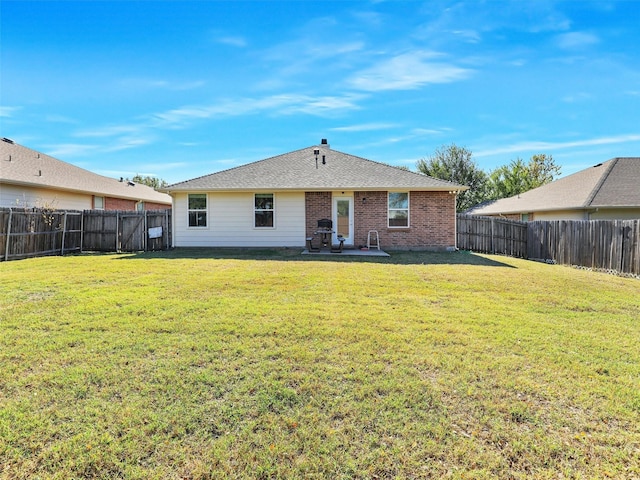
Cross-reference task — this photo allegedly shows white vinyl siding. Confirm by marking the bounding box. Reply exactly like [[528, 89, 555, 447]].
[[172, 191, 305, 247]]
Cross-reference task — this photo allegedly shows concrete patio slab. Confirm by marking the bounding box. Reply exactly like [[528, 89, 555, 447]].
[[301, 248, 390, 257]]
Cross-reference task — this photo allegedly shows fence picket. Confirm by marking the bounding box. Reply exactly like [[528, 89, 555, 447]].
[[457, 215, 639, 277], [0, 207, 171, 261]]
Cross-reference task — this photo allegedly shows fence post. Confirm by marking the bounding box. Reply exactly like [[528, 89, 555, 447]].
[[164, 209, 169, 250], [115, 211, 120, 252], [489, 218, 496, 254], [144, 210, 148, 252], [80, 211, 85, 252], [61, 211, 68, 255], [4, 208, 12, 261]]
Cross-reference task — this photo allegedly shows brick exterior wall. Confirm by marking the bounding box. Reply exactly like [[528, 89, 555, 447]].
[[354, 191, 456, 249], [103, 197, 170, 211], [104, 197, 137, 210], [304, 190, 457, 250], [143, 201, 171, 211], [305, 192, 332, 238]]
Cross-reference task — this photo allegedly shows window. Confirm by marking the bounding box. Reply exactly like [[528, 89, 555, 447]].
[[254, 193, 274, 228], [188, 194, 207, 227], [388, 192, 409, 227], [94, 196, 104, 210], [136, 201, 144, 212]]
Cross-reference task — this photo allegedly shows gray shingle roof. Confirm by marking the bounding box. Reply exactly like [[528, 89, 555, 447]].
[[467, 157, 640, 215], [1, 139, 172, 205], [164, 144, 468, 192]]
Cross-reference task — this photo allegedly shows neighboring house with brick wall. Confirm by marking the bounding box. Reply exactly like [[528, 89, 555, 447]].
[[466, 157, 640, 221], [1, 138, 171, 211], [162, 140, 467, 250]]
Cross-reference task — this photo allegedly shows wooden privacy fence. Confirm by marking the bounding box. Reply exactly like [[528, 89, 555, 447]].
[[457, 214, 640, 276], [0, 207, 171, 261], [0, 208, 83, 261], [528, 220, 640, 276], [457, 214, 528, 258], [82, 209, 171, 253]]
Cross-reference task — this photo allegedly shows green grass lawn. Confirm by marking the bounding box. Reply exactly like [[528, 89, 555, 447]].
[[1, 249, 639, 479]]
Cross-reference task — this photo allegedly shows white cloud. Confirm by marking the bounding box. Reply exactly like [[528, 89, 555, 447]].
[[216, 36, 247, 48], [475, 134, 640, 157], [451, 29, 481, 43], [104, 136, 153, 152], [45, 143, 99, 158], [44, 114, 78, 124], [75, 125, 143, 138], [0, 106, 21, 118], [562, 92, 592, 103], [278, 94, 364, 116], [148, 93, 364, 128], [330, 123, 398, 132], [348, 51, 472, 91], [119, 78, 205, 91], [556, 31, 599, 49]]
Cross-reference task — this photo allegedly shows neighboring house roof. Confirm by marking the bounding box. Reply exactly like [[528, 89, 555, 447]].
[[1, 139, 171, 205], [164, 142, 468, 192], [466, 157, 640, 215]]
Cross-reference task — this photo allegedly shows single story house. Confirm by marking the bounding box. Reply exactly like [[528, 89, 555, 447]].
[[1, 138, 171, 211], [466, 157, 640, 221], [162, 139, 468, 250]]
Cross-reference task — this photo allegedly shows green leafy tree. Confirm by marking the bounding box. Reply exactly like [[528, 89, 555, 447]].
[[416, 144, 489, 212], [489, 154, 560, 199], [129, 174, 168, 190], [528, 154, 561, 186]]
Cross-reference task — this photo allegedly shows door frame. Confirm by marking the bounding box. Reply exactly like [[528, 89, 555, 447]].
[[332, 194, 354, 246]]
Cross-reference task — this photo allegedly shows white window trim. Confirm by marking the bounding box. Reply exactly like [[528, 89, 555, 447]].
[[187, 193, 208, 229], [388, 191, 410, 228], [94, 196, 104, 210], [254, 193, 275, 229]]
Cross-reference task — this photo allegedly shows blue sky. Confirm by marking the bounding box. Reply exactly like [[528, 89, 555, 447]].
[[2, 0, 639, 185]]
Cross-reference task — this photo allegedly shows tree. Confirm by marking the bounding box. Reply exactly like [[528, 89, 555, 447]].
[[488, 154, 560, 199], [416, 144, 489, 212], [129, 174, 168, 190], [528, 154, 561, 186]]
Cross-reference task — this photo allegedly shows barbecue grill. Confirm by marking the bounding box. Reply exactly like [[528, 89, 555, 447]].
[[317, 218, 332, 231], [315, 219, 333, 247]]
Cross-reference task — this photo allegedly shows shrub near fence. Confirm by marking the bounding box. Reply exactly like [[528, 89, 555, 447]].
[[457, 215, 640, 277], [0, 207, 171, 261]]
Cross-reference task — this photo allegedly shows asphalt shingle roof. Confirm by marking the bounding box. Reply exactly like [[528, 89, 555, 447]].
[[164, 144, 468, 192], [1, 139, 172, 205], [467, 157, 640, 215]]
